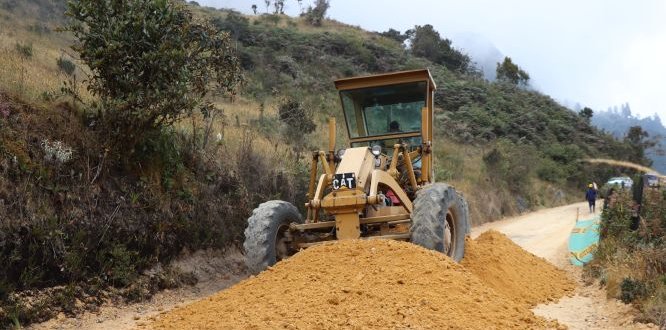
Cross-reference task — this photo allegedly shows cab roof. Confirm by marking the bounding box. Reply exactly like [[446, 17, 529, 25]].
[[334, 69, 436, 91]]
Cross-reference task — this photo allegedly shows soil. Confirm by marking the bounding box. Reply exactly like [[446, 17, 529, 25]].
[[29, 202, 659, 330], [471, 202, 657, 330], [147, 239, 561, 330], [462, 230, 576, 307]]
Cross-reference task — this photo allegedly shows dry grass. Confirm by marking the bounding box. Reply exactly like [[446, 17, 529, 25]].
[[0, 14, 91, 105], [175, 96, 324, 179]]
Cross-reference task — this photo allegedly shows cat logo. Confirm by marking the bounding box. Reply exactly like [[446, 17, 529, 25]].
[[332, 172, 356, 190]]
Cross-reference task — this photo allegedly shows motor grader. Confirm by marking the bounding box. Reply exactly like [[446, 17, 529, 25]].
[[244, 69, 470, 273]]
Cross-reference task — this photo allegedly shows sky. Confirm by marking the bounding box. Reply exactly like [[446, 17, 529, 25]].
[[198, 0, 666, 120]]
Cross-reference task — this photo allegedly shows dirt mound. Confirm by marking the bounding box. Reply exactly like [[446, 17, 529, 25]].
[[462, 230, 575, 307], [148, 239, 556, 329]]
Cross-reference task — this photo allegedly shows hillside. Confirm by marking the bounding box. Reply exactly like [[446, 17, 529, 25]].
[[0, 0, 650, 327], [199, 8, 640, 213]]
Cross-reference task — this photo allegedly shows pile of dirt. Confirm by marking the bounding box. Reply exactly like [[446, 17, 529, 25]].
[[462, 230, 575, 307], [148, 239, 558, 329]]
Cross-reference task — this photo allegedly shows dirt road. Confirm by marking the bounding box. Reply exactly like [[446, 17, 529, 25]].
[[473, 202, 654, 330], [31, 202, 654, 329]]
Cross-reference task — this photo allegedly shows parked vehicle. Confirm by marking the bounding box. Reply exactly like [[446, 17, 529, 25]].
[[606, 176, 633, 189], [643, 173, 661, 188]]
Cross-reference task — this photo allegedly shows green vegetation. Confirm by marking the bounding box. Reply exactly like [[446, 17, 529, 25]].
[[495, 56, 529, 86], [579, 107, 594, 123], [66, 0, 242, 152], [303, 0, 329, 26], [0, 0, 656, 326], [407, 24, 471, 73], [55, 56, 75, 76], [14, 42, 33, 59], [623, 126, 658, 167], [586, 188, 666, 327]]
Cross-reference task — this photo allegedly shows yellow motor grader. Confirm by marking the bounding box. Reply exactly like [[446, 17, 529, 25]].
[[244, 69, 470, 273]]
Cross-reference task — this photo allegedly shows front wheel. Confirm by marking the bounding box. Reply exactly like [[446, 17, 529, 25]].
[[410, 183, 469, 262], [243, 200, 303, 274]]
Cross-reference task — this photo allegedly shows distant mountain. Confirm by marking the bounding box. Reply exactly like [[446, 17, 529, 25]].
[[592, 103, 666, 173], [453, 32, 504, 81]]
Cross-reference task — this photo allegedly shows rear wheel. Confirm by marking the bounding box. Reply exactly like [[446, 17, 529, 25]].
[[243, 200, 303, 274], [410, 183, 469, 262]]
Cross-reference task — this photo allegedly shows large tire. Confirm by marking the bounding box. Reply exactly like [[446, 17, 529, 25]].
[[410, 183, 469, 262], [243, 200, 303, 274]]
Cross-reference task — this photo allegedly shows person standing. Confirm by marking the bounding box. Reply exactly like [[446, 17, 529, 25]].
[[585, 183, 598, 213]]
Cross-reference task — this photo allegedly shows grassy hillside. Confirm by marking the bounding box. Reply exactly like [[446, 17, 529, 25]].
[[0, 0, 647, 326]]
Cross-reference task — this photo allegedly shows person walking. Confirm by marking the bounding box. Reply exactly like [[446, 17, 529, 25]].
[[585, 183, 598, 213]]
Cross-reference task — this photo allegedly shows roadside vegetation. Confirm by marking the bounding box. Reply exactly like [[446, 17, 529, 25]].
[[586, 186, 666, 327], [0, 0, 655, 327]]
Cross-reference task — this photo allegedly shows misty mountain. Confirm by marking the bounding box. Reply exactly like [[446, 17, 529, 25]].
[[453, 32, 504, 81], [592, 103, 666, 173]]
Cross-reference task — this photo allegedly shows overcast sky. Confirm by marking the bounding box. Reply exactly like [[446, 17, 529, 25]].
[[198, 0, 666, 120]]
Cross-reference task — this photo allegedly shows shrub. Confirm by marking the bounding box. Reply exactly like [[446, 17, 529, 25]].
[[56, 56, 75, 76], [211, 10, 250, 42], [536, 158, 566, 183], [599, 189, 634, 238], [14, 42, 33, 59], [303, 0, 329, 26], [278, 98, 316, 135], [620, 278, 647, 303], [66, 0, 242, 151], [587, 185, 666, 327], [277, 98, 316, 152], [482, 140, 536, 196]]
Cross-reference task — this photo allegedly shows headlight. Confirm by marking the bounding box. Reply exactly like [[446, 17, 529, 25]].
[[371, 145, 382, 157], [337, 149, 346, 158]]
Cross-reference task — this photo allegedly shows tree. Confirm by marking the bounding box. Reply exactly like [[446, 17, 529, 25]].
[[251, 4, 257, 14], [496, 56, 530, 86], [406, 24, 471, 73], [273, 0, 284, 14], [579, 107, 594, 122], [621, 103, 632, 118], [278, 97, 316, 155], [625, 126, 657, 165], [380, 28, 409, 44], [66, 0, 242, 150], [211, 10, 249, 42], [303, 0, 329, 26], [264, 0, 270, 13]]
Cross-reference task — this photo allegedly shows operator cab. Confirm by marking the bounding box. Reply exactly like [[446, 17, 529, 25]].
[[335, 70, 435, 154], [334, 69, 435, 182]]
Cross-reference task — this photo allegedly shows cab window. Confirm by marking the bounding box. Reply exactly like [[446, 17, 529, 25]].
[[340, 82, 427, 138]]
